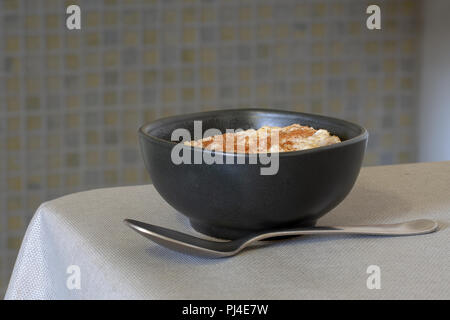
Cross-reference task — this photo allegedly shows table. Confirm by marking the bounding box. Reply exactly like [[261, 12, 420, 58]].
[[5, 161, 450, 299]]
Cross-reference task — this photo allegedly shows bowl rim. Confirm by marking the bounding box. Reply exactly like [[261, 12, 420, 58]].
[[138, 108, 369, 158]]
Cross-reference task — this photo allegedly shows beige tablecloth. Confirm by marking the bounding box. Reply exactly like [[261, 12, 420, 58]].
[[5, 161, 450, 299]]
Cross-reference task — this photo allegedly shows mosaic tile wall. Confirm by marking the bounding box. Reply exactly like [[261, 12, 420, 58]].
[[0, 0, 421, 296]]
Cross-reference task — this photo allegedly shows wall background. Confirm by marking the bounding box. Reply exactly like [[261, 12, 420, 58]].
[[0, 0, 421, 297]]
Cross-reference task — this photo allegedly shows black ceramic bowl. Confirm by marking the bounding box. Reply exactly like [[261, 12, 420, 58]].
[[139, 109, 368, 239]]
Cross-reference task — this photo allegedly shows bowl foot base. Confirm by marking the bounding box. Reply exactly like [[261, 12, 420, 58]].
[[190, 219, 318, 240]]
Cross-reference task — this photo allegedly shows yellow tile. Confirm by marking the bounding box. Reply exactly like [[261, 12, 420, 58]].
[[124, 71, 138, 85], [46, 76, 61, 91], [221, 27, 235, 41], [47, 134, 60, 148], [104, 170, 118, 184], [66, 95, 80, 108], [6, 96, 20, 111], [183, 28, 197, 43], [257, 25, 272, 39], [330, 98, 343, 113], [26, 15, 40, 29], [257, 84, 269, 98], [27, 194, 41, 211], [347, 79, 359, 92], [143, 30, 157, 45], [8, 156, 20, 171], [65, 55, 80, 69], [292, 81, 306, 95], [311, 100, 323, 113], [47, 174, 61, 189], [104, 11, 117, 25], [311, 62, 324, 76], [86, 12, 100, 27], [183, 7, 196, 23], [200, 48, 215, 63], [123, 130, 137, 145], [46, 35, 60, 50], [86, 151, 100, 165], [293, 63, 306, 76], [86, 74, 100, 88], [329, 61, 342, 75], [26, 96, 40, 110], [399, 114, 413, 126], [4, 0, 19, 10], [384, 78, 396, 91], [123, 111, 138, 127], [143, 70, 157, 85], [276, 25, 290, 39], [312, 43, 325, 56], [239, 86, 250, 98], [311, 81, 324, 95], [104, 92, 117, 106], [124, 168, 138, 184], [182, 49, 195, 63], [27, 116, 42, 130], [312, 23, 325, 37], [28, 136, 41, 150], [182, 88, 195, 101], [8, 237, 22, 250], [66, 114, 80, 129], [239, 67, 251, 81], [398, 152, 411, 163], [85, 53, 100, 67], [164, 10, 177, 24], [383, 40, 397, 54], [8, 177, 22, 191], [105, 150, 118, 165], [47, 154, 61, 169], [46, 55, 60, 71], [383, 59, 397, 73], [200, 67, 215, 82], [86, 131, 99, 145], [365, 41, 379, 54], [401, 77, 413, 90], [163, 69, 176, 83], [162, 88, 177, 103], [7, 197, 22, 211], [201, 7, 215, 22], [104, 0, 117, 6], [7, 117, 20, 131], [349, 21, 361, 35], [239, 27, 252, 41], [124, 11, 139, 25], [201, 87, 215, 100], [85, 33, 100, 46], [382, 134, 394, 147], [46, 14, 59, 28], [5, 37, 20, 52], [385, 20, 398, 33], [65, 174, 80, 187], [313, 3, 326, 16], [26, 36, 40, 50], [143, 110, 155, 122], [104, 111, 118, 126], [367, 78, 378, 91], [123, 91, 137, 104], [258, 5, 272, 19], [239, 7, 251, 20], [124, 31, 138, 46], [143, 50, 158, 65]]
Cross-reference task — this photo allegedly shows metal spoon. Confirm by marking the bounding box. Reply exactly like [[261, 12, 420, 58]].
[[124, 219, 438, 258]]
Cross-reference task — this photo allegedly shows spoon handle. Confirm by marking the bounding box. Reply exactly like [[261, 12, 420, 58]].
[[251, 219, 438, 241]]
